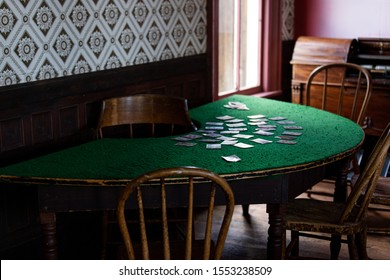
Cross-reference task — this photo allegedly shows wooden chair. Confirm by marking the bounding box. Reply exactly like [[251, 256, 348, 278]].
[[116, 167, 235, 260], [97, 93, 197, 139], [284, 122, 390, 259], [303, 62, 372, 199], [243, 62, 373, 215], [97, 94, 197, 258]]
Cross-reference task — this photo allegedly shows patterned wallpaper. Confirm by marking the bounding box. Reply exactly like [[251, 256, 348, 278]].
[[282, 0, 294, 41], [0, 0, 207, 86]]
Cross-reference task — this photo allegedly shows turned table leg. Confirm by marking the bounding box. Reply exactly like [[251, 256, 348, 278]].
[[266, 203, 286, 260], [39, 212, 58, 260]]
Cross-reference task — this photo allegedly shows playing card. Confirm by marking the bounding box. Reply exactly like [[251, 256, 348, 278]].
[[251, 138, 273, 144], [234, 142, 254, 148], [284, 126, 303, 130], [253, 130, 274, 136], [206, 122, 224, 126], [282, 131, 302, 136], [233, 134, 254, 139], [175, 142, 197, 147], [197, 138, 221, 143], [221, 140, 238, 145], [277, 140, 297, 145], [277, 120, 295, 125], [269, 116, 286, 121], [225, 118, 245, 123], [222, 155, 241, 162], [216, 115, 235, 120], [226, 122, 247, 128], [206, 144, 222, 149], [205, 126, 224, 130], [248, 114, 266, 119]]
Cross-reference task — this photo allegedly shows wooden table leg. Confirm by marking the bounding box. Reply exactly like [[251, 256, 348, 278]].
[[266, 203, 286, 259], [334, 157, 350, 202], [39, 212, 58, 260]]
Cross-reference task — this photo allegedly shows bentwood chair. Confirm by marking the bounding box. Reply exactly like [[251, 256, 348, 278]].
[[97, 94, 197, 258], [284, 122, 390, 259], [97, 94, 197, 139], [303, 62, 373, 198], [116, 167, 235, 260]]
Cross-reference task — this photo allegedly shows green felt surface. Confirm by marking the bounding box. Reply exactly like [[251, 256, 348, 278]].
[[0, 95, 364, 181]]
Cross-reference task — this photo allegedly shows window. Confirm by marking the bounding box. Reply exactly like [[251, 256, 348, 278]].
[[210, 0, 282, 99], [218, 0, 261, 96]]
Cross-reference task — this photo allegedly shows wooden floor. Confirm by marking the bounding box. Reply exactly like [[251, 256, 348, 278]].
[[1, 181, 389, 260], [212, 180, 390, 260]]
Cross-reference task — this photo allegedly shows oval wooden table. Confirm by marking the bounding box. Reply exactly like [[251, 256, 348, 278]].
[[0, 95, 364, 259]]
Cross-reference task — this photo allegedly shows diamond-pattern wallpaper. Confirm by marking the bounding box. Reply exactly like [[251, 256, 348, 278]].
[[0, 0, 207, 86]]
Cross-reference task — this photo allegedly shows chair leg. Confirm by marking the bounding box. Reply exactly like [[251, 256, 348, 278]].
[[356, 228, 369, 259], [347, 234, 359, 260], [330, 234, 341, 259], [285, 230, 300, 258], [290, 230, 300, 257]]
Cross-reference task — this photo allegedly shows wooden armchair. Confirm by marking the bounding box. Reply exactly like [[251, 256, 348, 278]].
[[116, 167, 235, 260], [284, 122, 390, 259]]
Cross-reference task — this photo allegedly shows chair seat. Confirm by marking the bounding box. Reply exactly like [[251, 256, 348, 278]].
[[285, 199, 364, 235]]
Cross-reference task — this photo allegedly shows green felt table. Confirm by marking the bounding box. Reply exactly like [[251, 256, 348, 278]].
[[0, 95, 364, 260], [0, 94, 363, 182]]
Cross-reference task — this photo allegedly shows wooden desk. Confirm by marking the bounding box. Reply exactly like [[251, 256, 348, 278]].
[[0, 95, 364, 259]]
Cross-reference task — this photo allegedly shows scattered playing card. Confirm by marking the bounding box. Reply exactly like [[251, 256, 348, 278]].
[[205, 126, 224, 130], [175, 142, 197, 147], [248, 121, 267, 126], [218, 136, 237, 141], [216, 115, 235, 120], [248, 114, 266, 119], [222, 155, 241, 162], [234, 142, 254, 148], [225, 118, 245, 123], [226, 122, 247, 128], [221, 140, 238, 145], [206, 122, 224, 126], [277, 120, 295, 125], [282, 131, 302, 136], [254, 130, 274, 136], [269, 116, 286, 121], [233, 134, 254, 139], [224, 101, 249, 110], [284, 126, 303, 130], [228, 127, 248, 131], [251, 138, 273, 144], [277, 140, 297, 145], [197, 138, 221, 143], [220, 130, 239, 134], [206, 143, 222, 149], [275, 135, 297, 140], [203, 133, 222, 138]]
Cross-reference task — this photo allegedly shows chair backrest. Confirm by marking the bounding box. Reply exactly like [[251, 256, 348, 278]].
[[339, 122, 390, 224], [116, 167, 235, 260], [97, 94, 196, 138], [305, 62, 372, 126]]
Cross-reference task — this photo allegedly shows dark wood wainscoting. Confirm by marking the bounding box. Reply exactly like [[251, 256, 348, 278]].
[[0, 54, 209, 254]]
